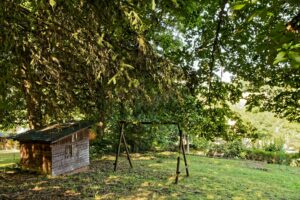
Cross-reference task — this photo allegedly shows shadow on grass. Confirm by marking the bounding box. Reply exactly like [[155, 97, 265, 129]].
[[0, 154, 184, 200], [1, 153, 299, 200]]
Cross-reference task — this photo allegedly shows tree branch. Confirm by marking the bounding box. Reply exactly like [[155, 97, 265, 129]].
[[208, 0, 228, 107]]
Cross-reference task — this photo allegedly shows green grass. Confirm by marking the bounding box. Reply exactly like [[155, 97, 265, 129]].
[[0, 150, 20, 167], [0, 152, 300, 199]]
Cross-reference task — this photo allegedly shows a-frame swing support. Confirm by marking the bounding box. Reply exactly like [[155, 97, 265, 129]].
[[113, 120, 189, 184]]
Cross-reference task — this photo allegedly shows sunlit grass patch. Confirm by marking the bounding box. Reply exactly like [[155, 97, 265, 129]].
[[0, 150, 19, 168], [0, 152, 299, 199]]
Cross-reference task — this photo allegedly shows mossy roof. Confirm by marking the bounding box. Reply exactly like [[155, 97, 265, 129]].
[[12, 121, 93, 143]]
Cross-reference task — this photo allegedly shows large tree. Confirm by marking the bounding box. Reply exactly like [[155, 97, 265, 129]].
[[0, 0, 298, 143], [0, 0, 180, 132]]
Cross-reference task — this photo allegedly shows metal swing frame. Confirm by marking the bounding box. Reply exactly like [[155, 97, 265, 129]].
[[113, 120, 189, 184]]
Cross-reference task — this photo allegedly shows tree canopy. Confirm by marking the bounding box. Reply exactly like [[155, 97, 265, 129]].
[[0, 0, 299, 141]]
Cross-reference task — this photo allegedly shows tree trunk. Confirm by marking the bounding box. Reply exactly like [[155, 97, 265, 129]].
[[20, 64, 43, 130], [97, 110, 106, 137], [95, 84, 107, 137]]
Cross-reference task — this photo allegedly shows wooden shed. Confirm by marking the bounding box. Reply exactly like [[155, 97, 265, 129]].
[[13, 121, 92, 176]]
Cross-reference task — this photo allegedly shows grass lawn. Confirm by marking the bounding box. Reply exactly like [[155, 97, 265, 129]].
[[0, 152, 299, 199], [0, 150, 20, 168]]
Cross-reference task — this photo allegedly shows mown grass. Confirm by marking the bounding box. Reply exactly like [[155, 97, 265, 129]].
[[0, 150, 19, 168], [0, 152, 299, 199]]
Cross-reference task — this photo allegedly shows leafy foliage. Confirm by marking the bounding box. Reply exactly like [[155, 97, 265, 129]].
[[0, 0, 299, 144]]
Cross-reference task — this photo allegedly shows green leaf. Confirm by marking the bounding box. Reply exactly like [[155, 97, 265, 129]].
[[49, 0, 56, 8], [171, 0, 179, 8], [232, 4, 246, 10], [248, 13, 258, 22], [112, 55, 117, 61], [121, 63, 134, 70], [291, 61, 300, 68], [108, 75, 117, 85], [290, 43, 300, 49], [273, 51, 287, 64], [51, 56, 59, 64], [151, 0, 156, 10], [97, 33, 105, 46], [288, 51, 300, 63]]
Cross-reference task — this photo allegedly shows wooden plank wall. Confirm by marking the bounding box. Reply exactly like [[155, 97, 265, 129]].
[[51, 130, 89, 176], [20, 143, 52, 174]]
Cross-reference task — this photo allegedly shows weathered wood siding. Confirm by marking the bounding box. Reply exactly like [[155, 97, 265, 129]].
[[20, 143, 52, 174], [51, 130, 89, 176]]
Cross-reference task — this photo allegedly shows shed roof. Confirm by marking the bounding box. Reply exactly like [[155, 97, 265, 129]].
[[12, 121, 93, 143]]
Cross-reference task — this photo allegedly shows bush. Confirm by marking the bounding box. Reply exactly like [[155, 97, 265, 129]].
[[263, 138, 285, 152], [245, 149, 300, 165], [290, 159, 300, 167], [206, 140, 246, 159], [90, 131, 117, 157], [223, 140, 245, 158], [263, 143, 282, 152], [190, 137, 209, 151], [206, 143, 226, 157], [90, 125, 179, 156]]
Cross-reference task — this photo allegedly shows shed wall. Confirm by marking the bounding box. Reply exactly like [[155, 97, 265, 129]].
[[51, 130, 89, 176], [20, 143, 52, 174]]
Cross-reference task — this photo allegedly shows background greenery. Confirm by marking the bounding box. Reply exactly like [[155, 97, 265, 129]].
[[0, 0, 300, 167]]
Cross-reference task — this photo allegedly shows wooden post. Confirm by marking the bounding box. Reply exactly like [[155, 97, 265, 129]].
[[175, 124, 182, 184], [114, 122, 124, 171], [181, 132, 189, 177], [114, 122, 133, 171], [113, 121, 190, 183], [122, 129, 133, 168], [175, 156, 180, 184]]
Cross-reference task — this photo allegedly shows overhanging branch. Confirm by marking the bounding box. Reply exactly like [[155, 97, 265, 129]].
[[208, 0, 228, 108]]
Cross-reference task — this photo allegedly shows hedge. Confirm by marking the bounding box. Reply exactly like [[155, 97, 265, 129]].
[[245, 149, 300, 165]]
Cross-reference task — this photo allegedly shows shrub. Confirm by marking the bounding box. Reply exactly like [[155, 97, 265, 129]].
[[264, 143, 282, 152], [206, 143, 226, 157], [245, 149, 300, 165], [239, 151, 247, 159], [90, 131, 117, 157], [290, 159, 300, 167], [263, 138, 285, 152], [190, 136, 209, 151], [205, 140, 246, 158], [223, 140, 245, 158]]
